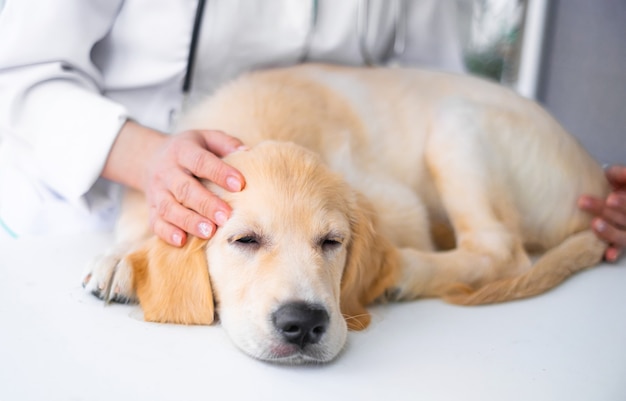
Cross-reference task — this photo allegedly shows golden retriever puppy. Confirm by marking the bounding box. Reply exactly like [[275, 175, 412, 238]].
[[83, 64, 608, 364]]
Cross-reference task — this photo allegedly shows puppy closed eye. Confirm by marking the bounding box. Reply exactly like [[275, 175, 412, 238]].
[[229, 234, 264, 250], [319, 235, 344, 252], [236, 236, 258, 245]]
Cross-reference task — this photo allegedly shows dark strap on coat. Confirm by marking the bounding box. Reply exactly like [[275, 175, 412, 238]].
[[183, 0, 207, 93]]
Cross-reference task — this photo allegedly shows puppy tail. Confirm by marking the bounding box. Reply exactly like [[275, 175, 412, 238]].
[[444, 230, 606, 306]]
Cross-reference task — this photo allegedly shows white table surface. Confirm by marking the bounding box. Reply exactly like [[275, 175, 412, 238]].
[[1, 232, 625, 401]]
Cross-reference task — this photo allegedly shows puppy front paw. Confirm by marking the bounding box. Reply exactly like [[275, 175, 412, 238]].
[[83, 251, 137, 304]]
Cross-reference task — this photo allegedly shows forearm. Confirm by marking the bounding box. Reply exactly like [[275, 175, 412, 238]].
[[102, 120, 168, 192], [0, 0, 127, 201]]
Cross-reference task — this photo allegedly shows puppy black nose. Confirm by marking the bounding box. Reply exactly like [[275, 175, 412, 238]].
[[272, 302, 329, 348]]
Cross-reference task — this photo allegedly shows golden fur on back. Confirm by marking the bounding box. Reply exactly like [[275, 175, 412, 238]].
[[84, 64, 609, 363]]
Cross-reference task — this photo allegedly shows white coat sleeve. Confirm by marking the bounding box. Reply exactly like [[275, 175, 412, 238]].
[[0, 0, 128, 200]]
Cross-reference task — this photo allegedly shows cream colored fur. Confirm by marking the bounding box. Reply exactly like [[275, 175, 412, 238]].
[[83, 64, 608, 364]]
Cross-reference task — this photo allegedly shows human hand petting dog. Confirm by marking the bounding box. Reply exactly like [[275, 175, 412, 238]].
[[579, 165, 626, 262], [143, 128, 247, 247], [102, 120, 246, 247]]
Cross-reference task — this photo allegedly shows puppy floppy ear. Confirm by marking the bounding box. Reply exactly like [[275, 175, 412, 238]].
[[127, 236, 215, 325], [340, 192, 399, 331]]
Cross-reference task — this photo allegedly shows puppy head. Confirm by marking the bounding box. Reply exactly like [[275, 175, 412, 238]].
[[131, 141, 398, 364]]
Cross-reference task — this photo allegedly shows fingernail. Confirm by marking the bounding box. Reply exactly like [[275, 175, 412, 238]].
[[172, 232, 183, 246], [226, 176, 243, 192], [594, 219, 606, 232], [236, 145, 250, 152], [198, 221, 213, 238], [607, 249, 619, 262], [613, 249, 622, 262], [214, 210, 228, 226], [607, 194, 620, 207]]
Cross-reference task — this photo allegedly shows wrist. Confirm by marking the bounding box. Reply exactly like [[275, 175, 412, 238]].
[[102, 120, 167, 191]]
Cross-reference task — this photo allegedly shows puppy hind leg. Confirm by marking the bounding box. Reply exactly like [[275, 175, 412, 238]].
[[444, 230, 606, 305], [380, 105, 533, 301], [387, 246, 530, 301], [426, 102, 525, 279]]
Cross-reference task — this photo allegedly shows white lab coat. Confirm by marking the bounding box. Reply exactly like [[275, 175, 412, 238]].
[[0, 0, 465, 238]]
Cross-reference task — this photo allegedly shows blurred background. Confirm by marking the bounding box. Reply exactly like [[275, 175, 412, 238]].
[[458, 0, 625, 166]]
